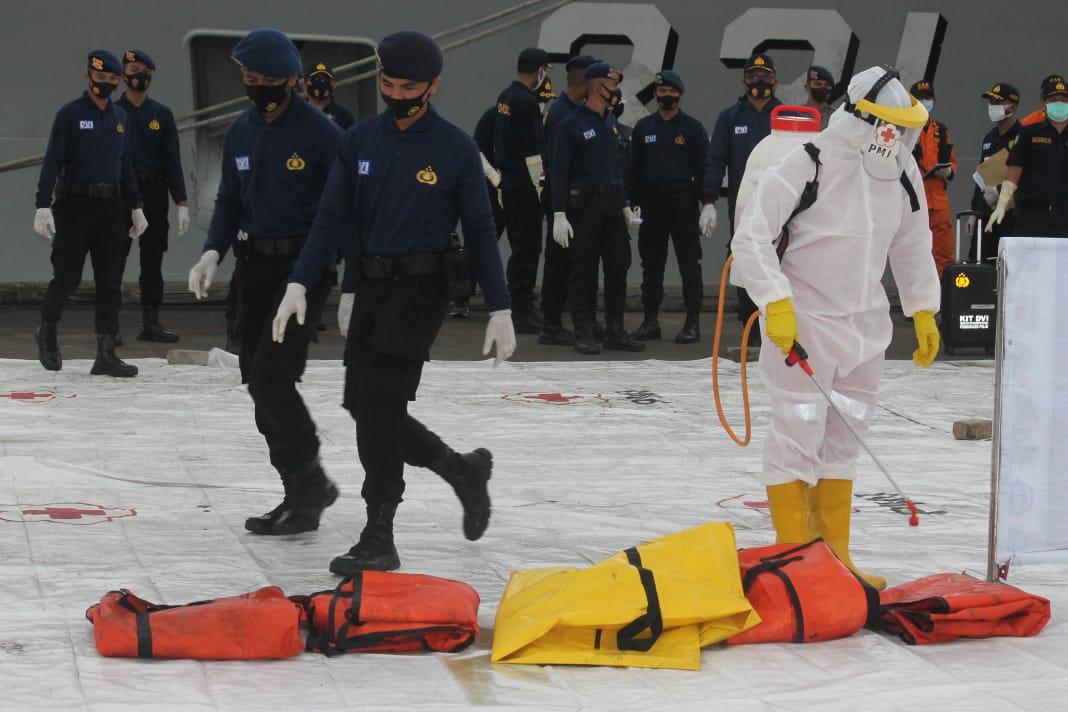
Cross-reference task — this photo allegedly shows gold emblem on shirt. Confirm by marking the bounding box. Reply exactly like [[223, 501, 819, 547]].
[[417, 166, 438, 185], [497, 102, 511, 116], [148, 119, 161, 131], [675, 135, 686, 145], [286, 153, 306, 170], [116, 123, 125, 134]]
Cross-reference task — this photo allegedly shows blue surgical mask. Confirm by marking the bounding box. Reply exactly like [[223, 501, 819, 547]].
[[1046, 101, 1068, 123], [919, 99, 934, 113]]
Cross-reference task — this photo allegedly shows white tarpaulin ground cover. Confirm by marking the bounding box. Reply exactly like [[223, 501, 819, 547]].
[[1, 355, 1063, 711]]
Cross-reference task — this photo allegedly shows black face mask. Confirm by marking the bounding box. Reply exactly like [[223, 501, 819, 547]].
[[307, 77, 333, 100], [810, 87, 832, 103], [748, 80, 775, 100], [656, 95, 679, 111], [89, 79, 118, 99], [381, 86, 431, 120], [124, 72, 152, 92], [246, 83, 290, 113]]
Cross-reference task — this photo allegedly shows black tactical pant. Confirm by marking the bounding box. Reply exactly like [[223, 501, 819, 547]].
[[239, 249, 333, 473], [120, 179, 169, 307], [637, 190, 703, 314], [501, 183, 544, 315], [342, 272, 452, 504], [566, 190, 631, 328], [41, 195, 125, 335]]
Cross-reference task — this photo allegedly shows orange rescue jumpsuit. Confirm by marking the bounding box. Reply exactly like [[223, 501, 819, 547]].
[[913, 119, 958, 277]]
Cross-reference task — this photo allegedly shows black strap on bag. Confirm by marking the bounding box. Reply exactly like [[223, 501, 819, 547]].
[[774, 142, 822, 261], [613, 547, 665, 652], [741, 544, 811, 644]]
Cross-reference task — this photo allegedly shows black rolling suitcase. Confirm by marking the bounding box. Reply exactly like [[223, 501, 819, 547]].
[[939, 210, 996, 355]]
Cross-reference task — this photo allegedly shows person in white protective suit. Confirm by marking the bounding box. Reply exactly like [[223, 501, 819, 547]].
[[730, 66, 942, 590]]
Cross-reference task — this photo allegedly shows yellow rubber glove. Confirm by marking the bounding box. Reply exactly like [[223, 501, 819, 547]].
[[764, 297, 799, 355], [912, 310, 940, 367]]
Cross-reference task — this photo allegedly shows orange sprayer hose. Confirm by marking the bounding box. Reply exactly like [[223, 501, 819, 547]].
[[712, 254, 762, 446]]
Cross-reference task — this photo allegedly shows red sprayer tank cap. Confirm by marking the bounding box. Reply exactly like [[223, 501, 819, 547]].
[[770, 105, 822, 132]]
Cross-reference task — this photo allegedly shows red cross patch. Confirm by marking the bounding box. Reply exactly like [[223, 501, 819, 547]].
[[0, 502, 137, 525], [876, 122, 900, 148], [502, 392, 607, 405]]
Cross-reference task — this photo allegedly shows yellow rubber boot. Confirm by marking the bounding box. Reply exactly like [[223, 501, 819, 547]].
[[765, 481, 815, 544], [810, 478, 887, 590]]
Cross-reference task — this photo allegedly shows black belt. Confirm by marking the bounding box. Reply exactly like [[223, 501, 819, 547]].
[[246, 235, 306, 257], [63, 181, 119, 200], [646, 180, 695, 194], [570, 181, 621, 195], [136, 171, 166, 184], [362, 253, 445, 279]]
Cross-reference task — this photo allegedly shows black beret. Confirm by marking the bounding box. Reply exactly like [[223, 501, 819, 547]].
[[654, 70, 685, 93], [584, 61, 622, 82], [517, 47, 550, 73], [377, 30, 443, 82], [123, 49, 156, 71], [87, 50, 121, 75], [565, 54, 598, 72], [807, 65, 833, 84], [231, 28, 302, 78]]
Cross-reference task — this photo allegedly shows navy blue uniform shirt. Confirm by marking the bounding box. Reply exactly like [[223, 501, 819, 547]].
[[1007, 119, 1068, 222], [550, 104, 624, 211], [289, 105, 510, 311], [205, 93, 342, 257], [114, 93, 188, 203], [626, 110, 713, 203], [971, 122, 1020, 215], [493, 80, 542, 188], [707, 96, 782, 221], [319, 100, 355, 130], [542, 92, 579, 169], [36, 92, 140, 208]]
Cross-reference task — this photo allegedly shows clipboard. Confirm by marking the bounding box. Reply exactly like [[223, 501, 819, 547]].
[[977, 148, 1009, 187]]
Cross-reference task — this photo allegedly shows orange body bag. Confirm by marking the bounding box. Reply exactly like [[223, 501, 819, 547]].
[[85, 586, 304, 659], [874, 573, 1051, 644], [728, 539, 878, 645], [302, 571, 480, 656]]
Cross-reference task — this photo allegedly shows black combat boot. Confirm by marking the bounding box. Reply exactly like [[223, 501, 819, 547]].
[[138, 306, 179, 343], [632, 315, 662, 341], [36, 320, 62, 371], [90, 334, 138, 377], [245, 460, 339, 535], [537, 317, 576, 345], [603, 319, 646, 352], [329, 503, 401, 575], [572, 318, 601, 355], [431, 448, 493, 540], [675, 311, 701, 344]]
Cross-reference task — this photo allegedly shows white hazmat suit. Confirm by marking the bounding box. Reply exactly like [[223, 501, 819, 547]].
[[729, 66, 941, 589]]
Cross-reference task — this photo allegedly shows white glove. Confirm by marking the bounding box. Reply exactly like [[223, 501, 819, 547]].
[[623, 206, 643, 226], [699, 203, 718, 238], [271, 282, 308, 343], [338, 292, 354, 337], [188, 249, 220, 300], [34, 208, 55, 240], [176, 205, 190, 236], [933, 165, 953, 179], [987, 180, 1016, 232], [129, 208, 148, 239], [480, 152, 501, 188], [982, 186, 999, 208], [482, 309, 516, 367], [552, 212, 573, 248]]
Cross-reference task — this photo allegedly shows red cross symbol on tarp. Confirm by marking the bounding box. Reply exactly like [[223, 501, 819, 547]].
[[0, 391, 57, 401], [21, 507, 106, 519], [528, 393, 582, 404]]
